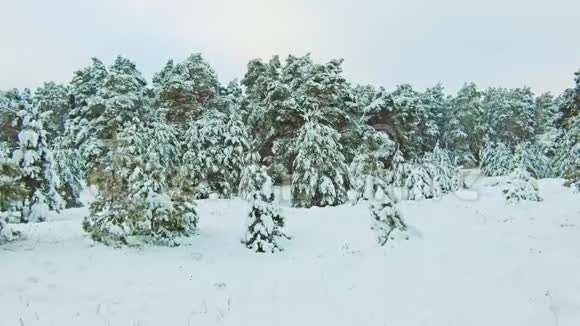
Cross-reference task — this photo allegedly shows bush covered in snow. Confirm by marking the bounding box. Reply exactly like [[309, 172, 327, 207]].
[[241, 164, 287, 253], [370, 188, 408, 245], [501, 168, 542, 203], [481, 142, 554, 179], [387, 146, 461, 201]]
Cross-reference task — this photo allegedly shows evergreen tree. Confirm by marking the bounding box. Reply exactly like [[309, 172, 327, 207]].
[[444, 83, 486, 165], [502, 168, 542, 203], [422, 144, 461, 197], [12, 103, 63, 222], [291, 114, 349, 207], [555, 115, 579, 191], [183, 108, 251, 198], [66, 58, 108, 176], [240, 164, 287, 253], [68, 56, 148, 179], [83, 119, 198, 246], [1, 89, 33, 147], [349, 123, 394, 202], [51, 136, 84, 208], [389, 84, 423, 158], [0, 161, 26, 242], [481, 141, 553, 179], [418, 84, 448, 151], [34, 82, 72, 136], [481, 142, 513, 177], [485, 87, 536, 146], [370, 187, 408, 246], [153, 53, 220, 124], [555, 70, 580, 191], [534, 92, 562, 151]]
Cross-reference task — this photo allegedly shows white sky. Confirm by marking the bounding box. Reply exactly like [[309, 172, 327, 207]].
[[1, 0, 579, 94]]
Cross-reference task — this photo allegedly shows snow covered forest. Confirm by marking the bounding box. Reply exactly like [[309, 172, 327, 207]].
[[0, 53, 579, 325]]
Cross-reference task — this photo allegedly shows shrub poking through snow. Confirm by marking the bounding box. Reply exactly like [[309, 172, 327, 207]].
[[502, 168, 542, 203], [241, 164, 287, 253], [370, 187, 408, 245]]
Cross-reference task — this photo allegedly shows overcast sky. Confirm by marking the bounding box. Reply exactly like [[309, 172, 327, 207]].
[[1, 0, 578, 94]]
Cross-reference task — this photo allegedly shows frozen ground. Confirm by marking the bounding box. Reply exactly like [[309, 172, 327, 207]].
[[1, 177, 579, 326]]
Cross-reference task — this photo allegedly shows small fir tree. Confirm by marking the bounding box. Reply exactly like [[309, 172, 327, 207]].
[[502, 168, 542, 203], [240, 164, 287, 253], [370, 187, 408, 246]]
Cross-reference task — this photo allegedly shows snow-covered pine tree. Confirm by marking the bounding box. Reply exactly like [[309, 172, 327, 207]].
[[555, 115, 579, 191], [386, 148, 434, 201], [291, 113, 349, 208], [502, 168, 542, 203], [534, 93, 562, 153], [389, 84, 423, 158], [348, 119, 395, 202], [82, 121, 138, 245], [444, 83, 486, 165], [240, 164, 287, 253], [84, 118, 198, 246], [12, 103, 63, 223], [51, 136, 84, 208], [370, 187, 408, 246], [34, 82, 71, 137], [0, 160, 26, 242], [512, 142, 553, 179], [68, 56, 148, 180], [481, 141, 553, 179], [555, 70, 579, 191], [480, 142, 514, 177], [404, 164, 433, 201], [422, 144, 461, 197], [484, 87, 536, 146], [183, 107, 251, 198], [66, 58, 108, 176], [130, 119, 198, 244], [418, 84, 448, 152], [153, 53, 220, 124]]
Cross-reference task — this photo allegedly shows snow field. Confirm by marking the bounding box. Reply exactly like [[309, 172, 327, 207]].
[[1, 178, 579, 326]]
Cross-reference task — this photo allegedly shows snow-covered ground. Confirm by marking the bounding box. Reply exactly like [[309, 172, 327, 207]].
[[1, 177, 579, 326]]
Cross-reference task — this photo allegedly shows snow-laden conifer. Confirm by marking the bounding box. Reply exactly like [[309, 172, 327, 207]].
[[51, 136, 84, 208], [370, 187, 408, 246], [83, 119, 198, 246], [183, 109, 251, 198], [502, 168, 542, 203], [422, 144, 461, 197], [12, 104, 63, 222], [291, 114, 349, 207], [240, 164, 287, 253], [0, 161, 26, 243]]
